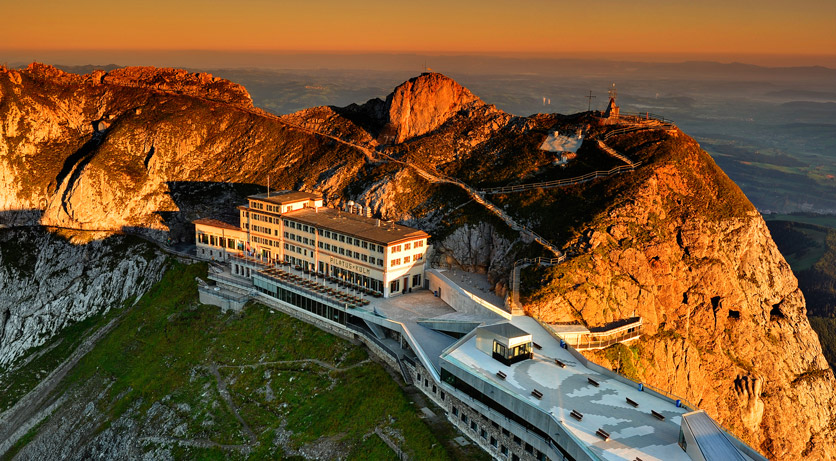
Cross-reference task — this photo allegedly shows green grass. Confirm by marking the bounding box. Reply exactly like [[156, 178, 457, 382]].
[[24, 260, 453, 459]]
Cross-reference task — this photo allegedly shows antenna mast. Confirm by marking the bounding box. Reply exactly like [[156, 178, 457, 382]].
[[586, 90, 596, 111]]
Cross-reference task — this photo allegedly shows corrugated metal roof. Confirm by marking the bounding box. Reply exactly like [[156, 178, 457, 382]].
[[682, 410, 747, 461]]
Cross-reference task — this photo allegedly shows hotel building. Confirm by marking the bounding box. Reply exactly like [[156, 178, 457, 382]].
[[194, 190, 429, 298]]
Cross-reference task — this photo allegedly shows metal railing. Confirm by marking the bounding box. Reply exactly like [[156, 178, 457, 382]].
[[197, 285, 250, 303], [479, 163, 640, 195]]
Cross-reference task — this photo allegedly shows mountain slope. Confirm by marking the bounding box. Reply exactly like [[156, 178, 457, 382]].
[[0, 64, 833, 459]]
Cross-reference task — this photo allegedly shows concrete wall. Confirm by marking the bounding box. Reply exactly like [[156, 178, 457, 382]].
[[198, 287, 248, 312], [427, 270, 510, 320]]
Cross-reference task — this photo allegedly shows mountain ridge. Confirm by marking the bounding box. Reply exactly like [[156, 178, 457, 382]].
[[0, 64, 833, 459]]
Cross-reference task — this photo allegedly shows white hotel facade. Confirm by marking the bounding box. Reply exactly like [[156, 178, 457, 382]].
[[194, 190, 429, 298]]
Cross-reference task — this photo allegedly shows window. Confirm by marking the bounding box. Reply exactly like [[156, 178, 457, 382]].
[[470, 421, 477, 431], [461, 414, 468, 423], [513, 436, 521, 446], [415, 240, 424, 248], [524, 443, 533, 454], [361, 255, 368, 262], [325, 230, 331, 238], [502, 429, 510, 437], [493, 341, 506, 356], [390, 258, 400, 267], [452, 407, 458, 416], [501, 445, 508, 456], [403, 255, 411, 263], [362, 241, 368, 249], [414, 253, 423, 261], [413, 274, 422, 287], [339, 235, 345, 243], [536, 451, 546, 461], [353, 238, 360, 246], [392, 245, 401, 253], [511, 454, 519, 461], [339, 248, 345, 255], [390, 280, 400, 293], [353, 251, 360, 259], [404, 242, 411, 250], [480, 428, 487, 439]]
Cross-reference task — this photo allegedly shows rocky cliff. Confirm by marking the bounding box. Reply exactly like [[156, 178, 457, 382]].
[[516, 131, 836, 459], [0, 227, 166, 367], [0, 65, 833, 459]]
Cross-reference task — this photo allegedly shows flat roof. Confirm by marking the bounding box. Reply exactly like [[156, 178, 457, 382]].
[[193, 218, 241, 231], [249, 190, 321, 205], [682, 411, 747, 461], [283, 207, 429, 246], [480, 322, 530, 340], [442, 315, 690, 461]]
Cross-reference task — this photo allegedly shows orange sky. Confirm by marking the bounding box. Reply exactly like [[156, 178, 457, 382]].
[[2, 0, 834, 61]]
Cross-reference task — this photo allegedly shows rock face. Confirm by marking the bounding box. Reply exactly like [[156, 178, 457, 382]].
[[380, 73, 484, 143], [521, 132, 836, 459], [0, 64, 833, 459], [0, 227, 166, 367]]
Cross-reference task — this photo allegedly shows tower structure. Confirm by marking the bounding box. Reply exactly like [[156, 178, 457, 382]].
[[604, 83, 619, 118]]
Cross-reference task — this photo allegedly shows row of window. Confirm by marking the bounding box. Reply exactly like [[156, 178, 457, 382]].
[[389, 253, 424, 267], [251, 224, 273, 235], [197, 233, 242, 250], [284, 243, 309, 257], [451, 405, 547, 461], [317, 241, 385, 267], [391, 240, 423, 253], [251, 212, 278, 224], [253, 235, 279, 248], [285, 231, 312, 246]]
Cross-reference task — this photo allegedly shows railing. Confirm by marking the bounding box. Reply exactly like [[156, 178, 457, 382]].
[[614, 112, 677, 126], [254, 270, 365, 309], [209, 272, 253, 287], [479, 163, 640, 195], [565, 331, 642, 351], [537, 319, 699, 412], [197, 285, 250, 303]]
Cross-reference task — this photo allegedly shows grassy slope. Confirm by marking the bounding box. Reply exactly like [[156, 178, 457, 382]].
[[13, 261, 458, 460]]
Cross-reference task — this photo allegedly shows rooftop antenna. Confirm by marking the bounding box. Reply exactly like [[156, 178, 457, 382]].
[[586, 90, 596, 111], [267, 174, 270, 197], [608, 83, 617, 103]]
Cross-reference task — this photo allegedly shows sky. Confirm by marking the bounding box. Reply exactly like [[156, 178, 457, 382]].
[[1, 0, 835, 67]]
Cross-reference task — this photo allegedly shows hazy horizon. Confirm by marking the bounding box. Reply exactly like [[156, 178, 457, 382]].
[[3, 49, 836, 72]]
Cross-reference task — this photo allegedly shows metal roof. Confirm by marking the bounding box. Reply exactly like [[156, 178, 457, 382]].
[[480, 322, 530, 340], [682, 410, 747, 461]]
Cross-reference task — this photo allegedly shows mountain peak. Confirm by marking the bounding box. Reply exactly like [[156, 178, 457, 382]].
[[381, 72, 485, 143]]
